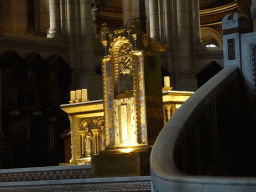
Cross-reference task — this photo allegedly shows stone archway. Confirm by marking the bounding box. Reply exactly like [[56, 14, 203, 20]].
[[201, 27, 223, 47]]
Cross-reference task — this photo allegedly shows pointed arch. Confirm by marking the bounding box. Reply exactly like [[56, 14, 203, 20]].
[[201, 27, 223, 47], [47, 54, 72, 104], [46, 71, 63, 112], [24, 69, 41, 110], [25, 52, 49, 109], [2, 68, 19, 109], [81, 119, 95, 131]]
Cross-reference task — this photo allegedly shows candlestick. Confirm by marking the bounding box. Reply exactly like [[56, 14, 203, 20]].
[[70, 91, 76, 103], [164, 76, 170, 87], [82, 89, 88, 102], [76, 90, 82, 101]]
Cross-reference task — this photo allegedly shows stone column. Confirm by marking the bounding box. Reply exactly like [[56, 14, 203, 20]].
[[158, 0, 164, 43], [75, 0, 81, 36], [78, 0, 102, 100], [67, 0, 75, 36], [123, 0, 140, 27], [48, 0, 61, 38], [91, 0, 98, 36], [176, 0, 197, 91], [194, 0, 201, 43], [149, 0, 159, 41], [123, 0, 130, 27], [170, 0, 178, 88], [27, 0, 36, 34], [131, 0, 140, 19], [145, 0, 150, 35], [75, 0, 81, 71], [163, 0, 173, 76], [80, 0, 94, 71], [60, 0, 67, 35], [67, 0, 77, 91]]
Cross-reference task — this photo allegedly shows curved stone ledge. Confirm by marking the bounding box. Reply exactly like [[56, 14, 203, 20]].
[[150, 66, 256, 192]]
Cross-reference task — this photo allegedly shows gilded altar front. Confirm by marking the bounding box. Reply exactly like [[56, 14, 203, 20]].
[[60, 90, 193, 165], [60, 100, 104, 165]]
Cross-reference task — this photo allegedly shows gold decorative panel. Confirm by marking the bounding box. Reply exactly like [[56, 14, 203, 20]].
[[162, 91, 194, 124], [60, 101, 104, 165], [121, 104, 128, 142]]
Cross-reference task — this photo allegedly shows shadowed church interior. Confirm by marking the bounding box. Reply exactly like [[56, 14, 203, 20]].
[[0, 0, 255, 191]]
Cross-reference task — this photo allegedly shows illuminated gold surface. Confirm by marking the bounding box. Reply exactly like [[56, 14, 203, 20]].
[[121, 105, 128, 142], [75, 112, 104, 118], [60, 101, 103, 114], [101, 26, 149, 150], [162, 95, 191, 102], [176, 104, 182, 108], [162, 90, 194, 124], [60, 24, 193, 165], [162, 87, 173, 92]]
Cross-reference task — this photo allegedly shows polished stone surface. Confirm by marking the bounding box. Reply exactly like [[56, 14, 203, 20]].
[[0, 165, 91, 183], [0, 173, 151, 192]]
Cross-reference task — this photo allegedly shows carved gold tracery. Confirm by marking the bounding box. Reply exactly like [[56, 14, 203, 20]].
[[111, 36, 134, 99], [78, 118, 105, 158]]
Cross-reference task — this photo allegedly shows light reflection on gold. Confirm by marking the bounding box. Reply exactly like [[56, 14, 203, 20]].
[[121, 105, 128, 142], [176, 104, 182, 108], [120, 148, 133, 153], [60, 23, 195, 165]]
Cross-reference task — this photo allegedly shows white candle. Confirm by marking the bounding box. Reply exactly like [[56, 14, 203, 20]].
[[164, 76, 170, 87], [82, 89, 87, 101], [70, 91, 76, 101], [76, 90, 82, 100]]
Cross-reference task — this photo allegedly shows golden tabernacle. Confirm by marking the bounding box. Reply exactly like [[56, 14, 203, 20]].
[[60, 20, 194, 177], [93, 20, 166, 177]]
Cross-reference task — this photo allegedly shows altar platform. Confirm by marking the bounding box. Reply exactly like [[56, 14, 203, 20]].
[[0, 165, 151, 191]]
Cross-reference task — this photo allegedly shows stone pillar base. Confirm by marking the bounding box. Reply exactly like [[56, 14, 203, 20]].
[[46, 35, 67, 44], [91, 148, 151, 178], [47, 32, 63, 39]]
